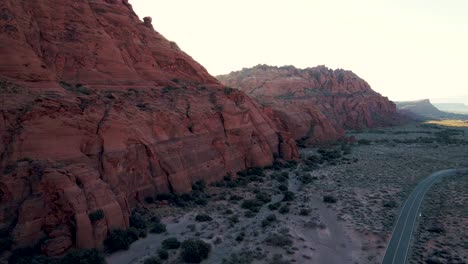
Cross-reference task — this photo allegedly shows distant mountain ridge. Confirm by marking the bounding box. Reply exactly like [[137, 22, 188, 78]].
[[396, 99, 468, 120], [433, 103, 468, 114]]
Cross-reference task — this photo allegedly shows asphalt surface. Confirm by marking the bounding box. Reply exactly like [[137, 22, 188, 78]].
[[381, 168, 468, 264]]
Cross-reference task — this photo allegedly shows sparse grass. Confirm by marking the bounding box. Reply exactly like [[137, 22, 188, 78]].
[[426, 119, 468, 127]]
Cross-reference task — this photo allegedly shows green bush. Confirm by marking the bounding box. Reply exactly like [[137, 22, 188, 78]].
[[299, 209, 310, 216], [8, 247, 41, 264], [0, 228, 12, 254], [255, 192, 272, 203], [61, 249, 105, 264], [268, 202, 281, 211], [144, 257, 162, 264], [229, 215, 240, 225], [180, 239, 211, 263], [129, 211, 147, 229], [261, 214, 277, 227], [299, 174, 314, 184], [162, 237, 180, 249], [104, 229, 138, 253], [278, 184, 288, 191], [241, 199, 264, 212], [229, 195, 243, 201], [383, 200, 397, 208], [264, 233, 293, 248], [323, 195, 337, 203], [158, 248, 169, 260], [235, 232, 245, 242], [195, 214, 213, 222], [358, 139, 371, 145], [279, 205, 290, 214], [88, 209, 104, 223], [145, 196, 155, 204], [150, 222, 166, 234], [282, 191, 295, 202]]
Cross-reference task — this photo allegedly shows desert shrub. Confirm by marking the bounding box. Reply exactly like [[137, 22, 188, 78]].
[[299, 209, 311, 216], [383, 200, 397, 208], [235, 232, 245, 242], [129, 211, 146, 229], [180, 239, 211, 263], [150, 222, 166, 234], [158, 248, 169, 260], [162, 237, 181, 249], [137, 228, 148, 238], [255, 192, 272, 203], [241, 199, 264, 212], [223, 87, 235, 95], [264, 233, 293, 248], [318, 149, 342, 161], [306, 154, 321, 163], [268, 202, 281, 211], [270, 254, 291, 264], [2, 163, 16, 175], [192, 180, 206, 192], [278, 184, 288, 191], [145, 196, 154, 204], [271, 173, 288, 183], [229, 195, 243, 201], [144, 257, 162, 264], [61, 249, 105, 264], [60, 82, 91, 95], [155, 193, 173, 201], [279, 205, 290, 214], [8, 247, 43, 264], [88, 210, 104, 224], [323, 195, 337, 203], [195, 214, 213, 222], [221, 250, 264, 264], [358, 139, 371, 145], [223, 209, 233, 215], [229, 215, 240, 224], [0, 228, 12, 254], [427, 226, 445, 234], [261, 214, 277, 227], [341, 144, 352, 155], [299, 174, 314, 184], [282, 191, 295, 202], [244, 210, 256, 218], [104, 229, 138, 252], [247, 167, 264, 176]]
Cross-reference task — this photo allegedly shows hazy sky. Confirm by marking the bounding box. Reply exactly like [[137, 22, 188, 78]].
[[130, 0, 468, 103]]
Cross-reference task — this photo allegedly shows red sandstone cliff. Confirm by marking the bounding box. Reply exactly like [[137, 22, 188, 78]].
[[217, 65, 401, 143], [0, 1, 297, 255]]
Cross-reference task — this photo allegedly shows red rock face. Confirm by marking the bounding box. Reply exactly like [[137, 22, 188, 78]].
[[0, 0, 218, 88], [217, 65, 401, 142], [0, 1, 297, 255]]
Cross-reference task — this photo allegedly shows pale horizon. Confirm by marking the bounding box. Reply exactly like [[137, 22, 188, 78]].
[[130, 0, 468, 104]]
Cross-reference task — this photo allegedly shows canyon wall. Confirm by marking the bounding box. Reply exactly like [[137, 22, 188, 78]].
[[0, 0, 297, 255]]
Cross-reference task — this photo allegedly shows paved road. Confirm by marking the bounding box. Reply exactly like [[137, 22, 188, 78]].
[[381, 168, 468, 264]]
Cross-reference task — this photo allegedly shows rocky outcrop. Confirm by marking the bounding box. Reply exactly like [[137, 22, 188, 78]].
[[217, 65, 401, 142], [0, 1, 297, 256]]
